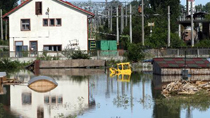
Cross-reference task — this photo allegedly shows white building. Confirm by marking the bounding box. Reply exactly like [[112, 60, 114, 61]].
[[3, 0, 94, 56]]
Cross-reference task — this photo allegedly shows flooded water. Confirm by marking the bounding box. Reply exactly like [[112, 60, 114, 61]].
[[0, 69, 210, 118]]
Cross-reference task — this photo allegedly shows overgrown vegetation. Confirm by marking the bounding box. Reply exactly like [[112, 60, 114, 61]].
[[0, 40, 9, 46], [156, 90, 210, 114], [0, 58, 31, 72], [71, 50, 90, 59], [124, 43, 145, 62], [194, 39, 210, 47]]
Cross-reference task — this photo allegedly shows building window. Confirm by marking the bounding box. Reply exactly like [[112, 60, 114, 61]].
[[21, 19, 30, 31], [50, 19, 55, 26], [43, 45, 62, 51], [43, 19, 48, 26], [35, 2, 42, 15], [22, 93, 32, 105], [56, 19, 62, 26]]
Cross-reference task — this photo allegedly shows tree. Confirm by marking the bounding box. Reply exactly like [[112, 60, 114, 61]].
[[0, 0, 18, 14]]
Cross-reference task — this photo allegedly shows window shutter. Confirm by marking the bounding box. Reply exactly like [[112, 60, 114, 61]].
[[35, 2, 38, 15], [35, 2, 42, 15], [40, 2, 42, 14]]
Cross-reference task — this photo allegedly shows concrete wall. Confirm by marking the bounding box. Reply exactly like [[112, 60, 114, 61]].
[[9, 0, 88, 53]]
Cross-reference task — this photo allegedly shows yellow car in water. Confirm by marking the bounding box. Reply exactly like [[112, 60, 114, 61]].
[[109, 62, 132, 75]]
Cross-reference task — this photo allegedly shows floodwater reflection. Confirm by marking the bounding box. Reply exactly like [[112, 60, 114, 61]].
[[0, 70, 210, 118]]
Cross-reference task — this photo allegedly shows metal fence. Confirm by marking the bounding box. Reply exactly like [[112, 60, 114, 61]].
[[0, 50, 126, 59], [1, 49, 210, 59], [149, 48, 210, 58]]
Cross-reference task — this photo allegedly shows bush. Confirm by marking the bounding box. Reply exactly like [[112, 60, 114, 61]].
[[0, 40, 9, 45], [124, 43, 145, 62], [71, 50, 90, 59], [194, 39, 210, 47]]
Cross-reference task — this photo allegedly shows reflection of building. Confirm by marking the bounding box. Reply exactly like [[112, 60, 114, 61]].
[[9, 74, 90, 118]]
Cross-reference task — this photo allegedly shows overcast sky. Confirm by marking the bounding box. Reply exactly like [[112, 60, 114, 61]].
[[18, 0, 209, 6]]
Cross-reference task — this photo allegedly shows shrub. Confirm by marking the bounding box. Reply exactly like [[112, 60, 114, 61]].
[[71, 50, 90, 59], [124, 43, 145, 62]]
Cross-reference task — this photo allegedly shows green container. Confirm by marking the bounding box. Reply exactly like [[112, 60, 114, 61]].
[[108, 40, 117, 50], [97, 40, 117, 51], [100, 40, 109, 50]]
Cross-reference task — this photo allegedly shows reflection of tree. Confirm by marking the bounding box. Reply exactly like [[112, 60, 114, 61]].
[[152, 84, 180, 118], [156, 90, 210, 113], [139, 94, 153, 109], [113, 94, 131, 109], [0, 103, 16, 118], [70, 75, 90, 84]]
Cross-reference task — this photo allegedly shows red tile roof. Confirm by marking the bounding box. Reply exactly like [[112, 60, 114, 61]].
[[3, 0, 94, 18], [58, 0, 95, 16], [153, 58, 210, 68]]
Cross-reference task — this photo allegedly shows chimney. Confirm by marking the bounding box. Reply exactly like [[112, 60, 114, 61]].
[[21, 0, 27, 3]]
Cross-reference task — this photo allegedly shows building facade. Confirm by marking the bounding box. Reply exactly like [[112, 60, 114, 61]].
[[3, 0, 94, 57]]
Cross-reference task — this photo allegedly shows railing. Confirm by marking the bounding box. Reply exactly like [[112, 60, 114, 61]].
[[149, 48, 210, 58], [0, 50, 126, 59], [1, 49, 210, 60]]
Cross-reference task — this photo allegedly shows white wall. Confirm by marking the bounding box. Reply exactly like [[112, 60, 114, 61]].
[[9, 0, 89, 52]]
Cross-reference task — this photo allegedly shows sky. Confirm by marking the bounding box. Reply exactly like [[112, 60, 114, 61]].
[[18, 0, 209, 6]]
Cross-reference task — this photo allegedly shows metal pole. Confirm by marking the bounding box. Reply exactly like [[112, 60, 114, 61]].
[[168, 6, 171, 47], [108, 8, 110, 29], [116, 6, 119, 44], [179, 17, 181, 38], [142, 0, 144, 45], [0, 9, 3, 40], [110, 7, 113, 31], [125, 3, 128, 27], [130, 4, 132, 43], [121, 6, 124, 34], [191, 1, 194, 47]]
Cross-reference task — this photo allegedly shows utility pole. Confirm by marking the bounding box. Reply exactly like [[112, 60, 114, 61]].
[[130, 4, 132, 43], [168, 6, 171, 47], [0, 9, 3, 40], [110, 7, 112, 31], [5, 20, 7, 40], [125, 2, 128, 27], [142, 0, 144, 45], [191, 1, 194, 47], [121, 6, 124, 34], [116, 6, 119, 44], [108, 8, 110, 29]]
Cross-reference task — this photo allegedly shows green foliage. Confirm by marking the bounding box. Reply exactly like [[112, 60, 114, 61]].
[[0, 58, 31, 72], [145, 29, 186, 48], [194, 39, 210, 47], [0, 0, 18, 14], [71, 50, 90, 59], [124, 43, 145, 62], [156, 90, 210, 113], [0, 40, 8, 45]]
